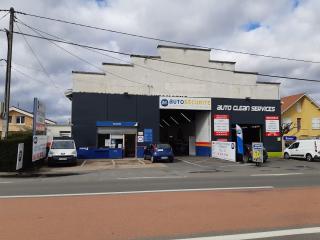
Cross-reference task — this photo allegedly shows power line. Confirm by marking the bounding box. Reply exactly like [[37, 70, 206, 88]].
[[15, 10, 320, 64], [3, 26, 320, 84], [14, 19, 261, 87], [0, 11, 9, 21], [15, 20, 148, 87], [15, 22, 60, 89]]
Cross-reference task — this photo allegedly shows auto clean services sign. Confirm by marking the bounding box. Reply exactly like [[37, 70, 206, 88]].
[[159, 97, 211, 110]]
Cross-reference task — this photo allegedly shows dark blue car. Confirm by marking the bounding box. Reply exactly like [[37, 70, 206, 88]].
[[144, 143, 174, 163]]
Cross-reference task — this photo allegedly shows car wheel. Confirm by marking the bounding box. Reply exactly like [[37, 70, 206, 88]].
[[284, 153, 290, 159], [144, 155, 147, 160], [169, 158, 174, 163], [306, 154, 313, 162]]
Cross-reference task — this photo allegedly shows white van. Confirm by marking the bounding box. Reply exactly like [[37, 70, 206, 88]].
[[284, 139, 320, 161], [47, 137, 77, 166]]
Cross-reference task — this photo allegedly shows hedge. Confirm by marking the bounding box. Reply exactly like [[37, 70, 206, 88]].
[[0, 132, 33, 172]]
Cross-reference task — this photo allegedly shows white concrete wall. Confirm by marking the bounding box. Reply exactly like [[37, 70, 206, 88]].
[[72, 46, 280, 100], [195, 111, 211, 143], [46, 125, 71, 137]]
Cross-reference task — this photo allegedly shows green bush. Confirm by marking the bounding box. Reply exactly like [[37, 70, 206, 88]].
[[0, 132, 33, 172]]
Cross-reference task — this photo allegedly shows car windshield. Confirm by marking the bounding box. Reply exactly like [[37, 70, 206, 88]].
[[157, 144, 171, 149], [51, 140, 75, 149]]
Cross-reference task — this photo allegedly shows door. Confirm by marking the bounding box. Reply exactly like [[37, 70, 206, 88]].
[[124, 134, 136, 158], [289, 142, 300, 157]]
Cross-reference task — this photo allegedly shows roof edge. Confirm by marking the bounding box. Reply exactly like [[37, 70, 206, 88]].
[[281, 93, 305, 114], [234, 70, 258, 75], [130, 54, 161, 59], [209, 60, 236, 64]]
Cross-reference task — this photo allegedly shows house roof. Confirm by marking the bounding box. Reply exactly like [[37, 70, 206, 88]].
[[281, 93, 320, 114], [9, 106, 56, 124]]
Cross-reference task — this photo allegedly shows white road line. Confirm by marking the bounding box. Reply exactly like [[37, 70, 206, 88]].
[[80, 160, 87, 167], [175, 227, 320, 240], [0, 186, 273, 199], [0, 182, 12, 184], [182, 160, 206, 167], [117, 176, 187, 180], [251, 173, 303, 177]]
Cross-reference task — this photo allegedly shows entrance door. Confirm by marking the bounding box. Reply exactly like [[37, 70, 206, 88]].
[[124, 134, 136, 158]]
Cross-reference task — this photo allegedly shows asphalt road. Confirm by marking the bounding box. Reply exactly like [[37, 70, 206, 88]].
[[1, 157, 320, 240]]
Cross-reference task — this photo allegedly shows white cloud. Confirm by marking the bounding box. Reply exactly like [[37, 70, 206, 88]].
[[0, 0, 319, 123]]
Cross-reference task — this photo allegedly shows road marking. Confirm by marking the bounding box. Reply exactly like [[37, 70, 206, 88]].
[[80, 160, 87, 167], [0, 186, 273, 199], [182, 160, 206, 167], [0, 182, 11, 184], [175, 227, 320, 240], [138, 159, 146, 165], [251, 173, 303, 177], [117, 176, 187, 180]]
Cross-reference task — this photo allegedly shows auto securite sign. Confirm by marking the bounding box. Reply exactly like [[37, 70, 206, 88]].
[[159, 97, 211, 110]]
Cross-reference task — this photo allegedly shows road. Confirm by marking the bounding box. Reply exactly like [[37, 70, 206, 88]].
[[1, 157, 320, 239]]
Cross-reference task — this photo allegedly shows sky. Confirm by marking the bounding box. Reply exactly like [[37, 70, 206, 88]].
[[0, 0, 319, 123]]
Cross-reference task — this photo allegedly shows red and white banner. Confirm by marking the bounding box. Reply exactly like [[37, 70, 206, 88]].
[[213, 114, 230, 136], [265, 116, 280, 136]]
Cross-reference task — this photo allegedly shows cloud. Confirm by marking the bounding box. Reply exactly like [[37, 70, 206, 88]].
[[0, 0, 319, 123]]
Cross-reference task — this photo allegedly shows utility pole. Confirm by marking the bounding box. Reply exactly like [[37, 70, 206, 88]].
[[1, 7, 14, 140]]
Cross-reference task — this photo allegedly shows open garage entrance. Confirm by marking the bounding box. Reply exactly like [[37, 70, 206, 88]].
[[231, 124, 262, 145], [160, 109, 211, 156]]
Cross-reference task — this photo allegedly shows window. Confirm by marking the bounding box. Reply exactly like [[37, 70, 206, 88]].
[[312, 118, 320, 129], [289, 142, 299, 149], [296, 102, 301, 113], [8, 116, 12, 123], [16, 116, 25, 124], [297, 118, 301, 131]]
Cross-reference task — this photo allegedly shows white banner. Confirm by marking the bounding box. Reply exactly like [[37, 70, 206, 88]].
[[159, 97, 211, 110], [32, 135, 48, 162], [213, 114, 230, 136], [16, 143, 24, 170], [211, 141, 236, 162]]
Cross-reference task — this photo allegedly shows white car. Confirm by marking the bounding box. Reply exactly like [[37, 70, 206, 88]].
[[284, 140, 320, 162], [47, 138, 77, 166]]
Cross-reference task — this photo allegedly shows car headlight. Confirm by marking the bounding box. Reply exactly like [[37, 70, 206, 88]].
[[71, 150, 77, 156]]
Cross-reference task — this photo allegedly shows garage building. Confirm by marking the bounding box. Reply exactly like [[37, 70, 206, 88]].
[[67, 45, 282, 158]]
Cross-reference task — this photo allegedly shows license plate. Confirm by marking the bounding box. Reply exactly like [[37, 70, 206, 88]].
[[158, 149, 163, 152], [161, 156, 168, 159], [59, 157, 67, 160]]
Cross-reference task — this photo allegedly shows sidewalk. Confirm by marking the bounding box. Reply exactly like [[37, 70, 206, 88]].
[[0, 159, 166, 178]]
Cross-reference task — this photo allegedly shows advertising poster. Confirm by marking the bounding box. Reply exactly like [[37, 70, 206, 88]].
[[33, 98, 46, 134], [252, 142, 264, 163], [16, 143, 24, 170], [265, 116, 280, 136], [32, 135, 48, 162], [211, 141, 236, 162], [213, 114, 230, 136]]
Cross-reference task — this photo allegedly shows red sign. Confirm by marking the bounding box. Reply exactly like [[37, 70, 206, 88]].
[[213, 114, 230, 136], [265, 116, 280, 136]]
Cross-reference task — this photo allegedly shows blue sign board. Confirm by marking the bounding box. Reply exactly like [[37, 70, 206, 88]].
[[283, 136, 297, 141], [96, 121, 138, 127], [144, 129, 153, 142]]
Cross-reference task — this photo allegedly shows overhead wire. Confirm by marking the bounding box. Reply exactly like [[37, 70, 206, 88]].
[[15, 19, 148, 87], [15, 10, 320, 64], [14, 22, 61, 89], [16, 19, 261, 87], [4, 27, 320, 84]]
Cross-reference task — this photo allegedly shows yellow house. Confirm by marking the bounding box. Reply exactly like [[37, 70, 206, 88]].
[[282, 93, 320, 143], [0, 106, 56, 135]]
